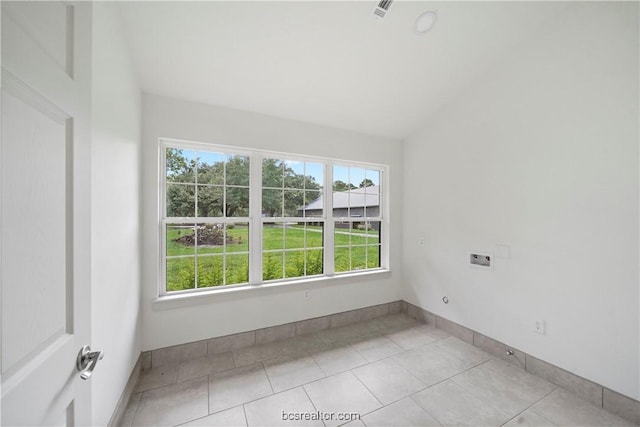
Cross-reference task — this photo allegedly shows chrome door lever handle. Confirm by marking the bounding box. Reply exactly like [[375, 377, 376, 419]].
[[77, 345, 104, 380]]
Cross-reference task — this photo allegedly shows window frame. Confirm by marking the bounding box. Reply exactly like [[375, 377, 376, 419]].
[[159, 138, 389, 297]]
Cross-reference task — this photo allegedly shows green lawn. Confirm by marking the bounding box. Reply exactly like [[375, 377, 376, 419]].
[[166, 224, 380, 291]]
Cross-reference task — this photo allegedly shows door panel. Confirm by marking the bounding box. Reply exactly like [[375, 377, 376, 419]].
[[1, 2, 93, 425], [2, 87, 70, 376]]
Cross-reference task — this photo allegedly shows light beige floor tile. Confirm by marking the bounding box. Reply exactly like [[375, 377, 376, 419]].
[[233, 342, 283, 367], [152, 341, 207, 368], [135, 364, 179, 393], [133, 377, 209, 426], [525, 355, 602, 406], [311, 344, 368, 376], [385, 324, 449, 350], [412, 380, 512, 426], [532, 389, 636, 427], [368, 314, 419, 333], [278, 334, 326, 356], [340, 420, 366, 427], [209, 363, 274, 414], [362, 397, 440, 427], [177, 352, 235, 382], [392, 343, 469, 386], [209, 331, 256, 355], [315, 324, 378, 347], [244, 387, 323, 426], [304, 372, 382, 427], [350, 335, 403, 362], [431, 336, 492, 367], [502, 409, 557, 427], [264, 353, 325, 392], [451, 358, 556, 417], [180, 406, 247, 426], [120, 393, 142, 427], [352, 358, 425, 405]]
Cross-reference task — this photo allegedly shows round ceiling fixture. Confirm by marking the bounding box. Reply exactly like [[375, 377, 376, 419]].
[[415, 11, 437, 34]]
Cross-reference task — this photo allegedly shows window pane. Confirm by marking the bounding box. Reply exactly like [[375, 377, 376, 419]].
[[263, 223, 284, 250], [306, 249, 323, 276], [166, 257, 195, 291], [284, 160, 304, 189], [285, 250, 305, 278], [306, 224, 323, 248], [333, 165, 350, 191], [262, 189, 283, 217], [197, 151, 224, 185], [284, 189, 304, 217], [226, 222, 249, 253], [363, 185, 380, 218], [166, 184, 195, 217], [304, 191, 322, 217], [226, 155, 250, 186], [285, 225, 305, 249], [263, 252, 283, 281], [226, 187, 249, 217], [367, 245, 381, 269], [197, 186, 223, 217], [334, 222, 351, 246], [194, 224, 225, 254], [365, 222, 381, 244], [262, 158, 283, 188], [334, 247, 350, 273], [197, 255, 223, 288], [351, 226, 370, 245], [166, 148, 195, 183], [166, 224, 196, 256], [365, 169, 380, 187], [350, 167, 366, 190], [305, 162, 323, 190], [226, 254, 249, 285], [351, 246, 367, 271]]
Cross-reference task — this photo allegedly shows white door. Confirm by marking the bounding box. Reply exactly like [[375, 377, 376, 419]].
[[1, 2, 94, 425]]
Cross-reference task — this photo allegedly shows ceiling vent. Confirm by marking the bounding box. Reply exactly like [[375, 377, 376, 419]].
[[372, 0, 393, 20]]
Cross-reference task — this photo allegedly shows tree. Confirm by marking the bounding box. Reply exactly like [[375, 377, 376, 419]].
[[333, 180, 356, 192], [166, 149, 322, 218], [359, 178, 375, 188]]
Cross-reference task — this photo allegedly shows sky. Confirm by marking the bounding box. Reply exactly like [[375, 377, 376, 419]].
[[169, 148, 380, 188]]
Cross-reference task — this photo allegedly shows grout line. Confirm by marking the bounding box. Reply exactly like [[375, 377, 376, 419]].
[[207, 373, 211, 415], [242, 404, 249, 427], [350, 369, 384, 408], [128, 393, 143, 427], [498, 386, 559, 427], [261, 361, 276, 394], [408, 394, 445, 427]]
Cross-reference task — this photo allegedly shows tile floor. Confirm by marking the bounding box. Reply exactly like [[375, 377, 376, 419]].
[[121, 314, 636, 427]]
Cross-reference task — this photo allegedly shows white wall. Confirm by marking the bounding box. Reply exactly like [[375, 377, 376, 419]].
[[91, 3, 142, 425], [402, 2, 639, 400], [141, 94, 403, 351]]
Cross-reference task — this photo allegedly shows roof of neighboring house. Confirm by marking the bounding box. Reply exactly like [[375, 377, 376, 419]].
[[301, 186, 379, 211]]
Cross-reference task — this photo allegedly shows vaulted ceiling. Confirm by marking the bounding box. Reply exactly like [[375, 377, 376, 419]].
[[118, 1, 570, 139]]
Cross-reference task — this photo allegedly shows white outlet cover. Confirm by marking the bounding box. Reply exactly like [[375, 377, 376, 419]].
[[534, 320, 545, 335], [468, 250, 494, 270]]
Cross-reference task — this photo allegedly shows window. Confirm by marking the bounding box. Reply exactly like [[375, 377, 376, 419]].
[[262, 158, 324, 281], [163, 148, 250, 291], [160, 139, 386, 295], [332, 165, 382, 273]]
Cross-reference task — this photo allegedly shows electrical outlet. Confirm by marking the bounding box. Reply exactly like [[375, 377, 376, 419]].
[[304, 290, 310, 300], [534, 320, 545, 335], [419, 237, 425, 246]]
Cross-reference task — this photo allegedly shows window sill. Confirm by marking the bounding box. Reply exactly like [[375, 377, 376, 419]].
[[152, 269, 392, 311]]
